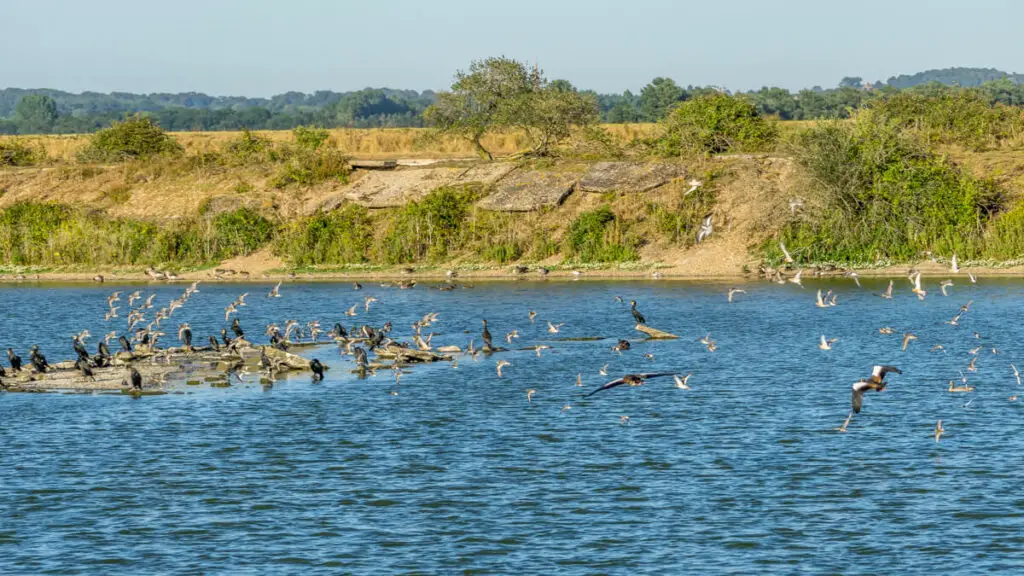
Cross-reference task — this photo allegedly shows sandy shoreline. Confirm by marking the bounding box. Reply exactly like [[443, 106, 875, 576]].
[[1, 260, 1022, 284]]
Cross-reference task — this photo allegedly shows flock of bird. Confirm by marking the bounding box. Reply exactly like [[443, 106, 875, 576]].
[[0, 241, 1013, 444]]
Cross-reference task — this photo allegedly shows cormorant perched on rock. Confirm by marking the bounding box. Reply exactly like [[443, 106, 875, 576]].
[[332, 323, 348, 339], [7, 348, 21, 373], [269, 332, 288, 351], [231, 318, 245, 339], [123, 366, 142, 390], [310, 359, 325, 382], [30, 345, 50, 373], [221, 328, 232, 347], [585, 373, 676, 397], [75, 358, 95, 381], [260, 347, 274, 375], [178, 324, 193, 351], [209, 336, 220, 351], [630, 300, 646, 325], [73, 337, 89, 362], [96, 342, 112, 367], [118, 336, 133, 353], [481, 319, 493, 351], [353, 346, 368, 367]]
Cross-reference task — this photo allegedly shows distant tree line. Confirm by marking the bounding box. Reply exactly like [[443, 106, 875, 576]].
[[4, 67, 1024, 135]]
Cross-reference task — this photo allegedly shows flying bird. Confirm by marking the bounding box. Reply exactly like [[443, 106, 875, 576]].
[[902, 333, 917, 351], [496, 360, 511, 378], [585, 373, 676, 397], [851, 365, 902, 414], [834, 412, 853, 433], [819, 335, 839, 350], [547, 322, 564, 334], [673, 373, 692, 390], [951, 253, 959, 273], [934, 420, 945, 443], [780, 241, 794, 264], [939, 279, 953, 297], [695, 213, 713, 244], [911, 272, 926, 300], [880, 280, 893, 300], [727, 288, 746, 303], [684, 179, 703, 195], [268, 282, 282, 298]]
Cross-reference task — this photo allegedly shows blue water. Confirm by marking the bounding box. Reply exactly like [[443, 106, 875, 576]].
[[2, 278, 1024, 574]]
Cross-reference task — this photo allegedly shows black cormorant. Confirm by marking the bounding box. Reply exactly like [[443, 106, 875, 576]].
[[118, 336, 133, 353], [5, 348, 18, 373], [73, 337, 89, 361], [75, 358, 95, 381], [630, 300, 646, 325], [123, 366, 142, 390], [310, 359, 325, 382], [482, 319, 493, 350], [209, 336, 220, 351], [231, 318, 244, 339], [30, 346, 50, 373]]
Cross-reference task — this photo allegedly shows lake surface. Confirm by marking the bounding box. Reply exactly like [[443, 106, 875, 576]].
[[2, 277, 1024, 574]]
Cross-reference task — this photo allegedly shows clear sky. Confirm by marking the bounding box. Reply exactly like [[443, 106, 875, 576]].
[[1, 0, 1021, 96]]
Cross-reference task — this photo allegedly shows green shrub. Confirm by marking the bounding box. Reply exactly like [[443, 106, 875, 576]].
[[77, 115, 183, 163], [0, 141, 43, 166], [292, 126, 330, 151], [777, 118, 1002, 263], [275, 204, 372, 265], [381, 186, 477, 263], [271, 147, 349, 188], [223, 129, 274, 165], [213, 208, 276, 257], [657, 93, 778, 156], [566, 206, 639, 262], [984, 201, 1024, 260]]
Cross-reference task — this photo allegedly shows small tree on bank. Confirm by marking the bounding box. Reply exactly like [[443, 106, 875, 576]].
[[425, 57, 598, 158]]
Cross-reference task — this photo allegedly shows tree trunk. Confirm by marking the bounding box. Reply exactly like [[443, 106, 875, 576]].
[[472, 137, 493, 161]]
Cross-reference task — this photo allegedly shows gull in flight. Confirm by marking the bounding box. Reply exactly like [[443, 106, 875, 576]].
[[695, 213, 713, 244], [834, 412, 853, 433], [880, 280, 893, 300], [547, 322, 564, 334], [526, 389, 536, 403], [951, 253, 959, 273], [788, 270, 804, 288], [934, 420, 945, 443], [780, 241, 794, 264], [819, 335, 839, 351], [902, 333, 917, 351], [496, 360, 511, 378], [845, 271, 861, 287], [911, 272, 926, 300], [268, 282, 282, 298], [727, 288, 746, 303], [673, 373, 692, 390], [1012, 364, 1021, 386], [684, 179, 703, 195], [939, 279, 953, 297]]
